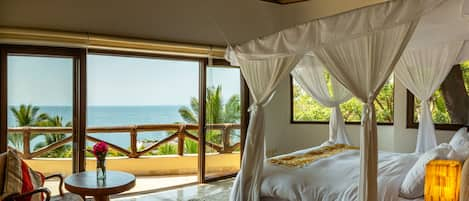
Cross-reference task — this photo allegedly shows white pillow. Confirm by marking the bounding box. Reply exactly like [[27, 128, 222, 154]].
[[399, 144, 453, 199], [449, 127, 469, 160]]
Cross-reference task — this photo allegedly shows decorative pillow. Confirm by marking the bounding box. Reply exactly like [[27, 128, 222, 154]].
[[399, 143, 453, 199], [449, 127, 469, 160], [1, 150, 45, 201]]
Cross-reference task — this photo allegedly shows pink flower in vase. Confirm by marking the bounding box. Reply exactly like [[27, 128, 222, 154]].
[[93, 141, 109, 159]]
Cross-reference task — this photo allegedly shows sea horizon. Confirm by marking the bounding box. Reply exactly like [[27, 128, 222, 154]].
[[8, 105, 190, 149]]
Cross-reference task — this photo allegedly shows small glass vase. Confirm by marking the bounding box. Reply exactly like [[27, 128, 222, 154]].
[[96, 157, 106, 180]]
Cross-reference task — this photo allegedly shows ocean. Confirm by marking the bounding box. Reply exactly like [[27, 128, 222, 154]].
[[7, 105, 189, 149]]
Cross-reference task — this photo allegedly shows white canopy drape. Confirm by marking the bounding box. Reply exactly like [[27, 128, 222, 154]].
[[230, 55, 301, 201], [395, 42, 463, 153], [312, 22, 419, 200], [226, 0, 445, 65], [225, 0, 448, 201], [394, 0, 469, 153], [291, 56, 352, 144]]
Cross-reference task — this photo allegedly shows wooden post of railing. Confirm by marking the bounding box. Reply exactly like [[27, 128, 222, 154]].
[[23, 127, 32, 159], [177, 125, 185, 156], [222, 125, 231, 153], [129, 126, 138, 158]]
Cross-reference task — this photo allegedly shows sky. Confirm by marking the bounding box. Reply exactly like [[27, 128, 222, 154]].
[[8, 54, 240, 106]]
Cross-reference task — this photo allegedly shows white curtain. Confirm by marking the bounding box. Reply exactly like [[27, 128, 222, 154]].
[[291, 55, 352, 144], [226, 0, 445, 65], [312, 21, 419, 200], [395, 42, 463, 153], [230, 55, 301, 201], [224, 0, 447, 200]]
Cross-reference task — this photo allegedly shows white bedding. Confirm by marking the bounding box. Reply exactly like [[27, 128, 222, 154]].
[[261, 146, 422, 201]]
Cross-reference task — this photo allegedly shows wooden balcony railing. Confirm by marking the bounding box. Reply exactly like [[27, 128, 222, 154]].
[[8, 123, 241, 159]]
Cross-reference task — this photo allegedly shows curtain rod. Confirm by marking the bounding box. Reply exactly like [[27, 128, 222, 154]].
[[0, 27, 226, 59]]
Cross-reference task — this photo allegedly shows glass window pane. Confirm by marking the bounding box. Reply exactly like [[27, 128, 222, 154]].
[[205, 66, 241, 179], [86, 54, 199, 190], [413, 64, 469, 125], [293, 74, 394, 123], [8, 55, 74, 196]]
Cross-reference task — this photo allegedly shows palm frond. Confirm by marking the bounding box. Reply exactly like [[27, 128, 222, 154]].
[[190, 97, 199, 116], [178, 106, 198, 123], [224, 95, 241, 123]]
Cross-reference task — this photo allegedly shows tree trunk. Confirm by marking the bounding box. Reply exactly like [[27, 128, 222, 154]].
[[440, 65, 469, 125]]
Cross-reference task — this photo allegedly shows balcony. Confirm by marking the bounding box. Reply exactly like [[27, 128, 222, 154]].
[[8, 123, 241, 195]]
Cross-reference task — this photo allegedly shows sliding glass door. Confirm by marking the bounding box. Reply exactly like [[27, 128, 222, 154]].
[[0, 45, 246, 190], [202, 63, 246, 181], [1, 45, 84, 196], [8, 54, 74, 169], [86, 51, 201, 190]]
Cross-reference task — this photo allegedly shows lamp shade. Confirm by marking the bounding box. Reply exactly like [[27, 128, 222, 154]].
[[425, 160, 462, 201]]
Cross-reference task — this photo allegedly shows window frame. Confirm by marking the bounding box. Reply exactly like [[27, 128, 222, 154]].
[[203, 58, 249, 182], [0, 44, 87, 172], [86, 50, 249, 183], [290, 76, 395, 125], [406, 90, 468, 131], [0, 46, 249, 184]]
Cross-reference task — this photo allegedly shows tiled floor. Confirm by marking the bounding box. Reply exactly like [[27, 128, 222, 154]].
[[45, 175, 198, 197], [112, 179, 233, 201]]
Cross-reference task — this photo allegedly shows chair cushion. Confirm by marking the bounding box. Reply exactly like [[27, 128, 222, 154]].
[[0, 152, 7, 192], [1, 150, 45, 201]]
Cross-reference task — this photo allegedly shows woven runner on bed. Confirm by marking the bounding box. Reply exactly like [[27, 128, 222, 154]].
[[269, 144, 359, 168]]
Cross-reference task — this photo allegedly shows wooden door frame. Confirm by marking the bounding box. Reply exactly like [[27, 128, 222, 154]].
[[0, 45, 87, 173], [0, 45, 249, 182], [199, 59, 249, 183]]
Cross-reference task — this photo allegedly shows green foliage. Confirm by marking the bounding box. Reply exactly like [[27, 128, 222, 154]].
[[414, 64, 469, 124], [9, 105, 78, 158], [34, 115, 72, 158], [293, 75, 394, 123], [84, 146, 126, 157], [178, 97, 199, 123], [107, 148, 126, 157], [10, 104, 49, 126], [374, 78, 394, 123], [157, 144, 177, 155], [292, 84, 330, 121], [9, 104, 50, 149], [340, 98, 363, 122], [178, 86, 241, 124], [178, 85, 241, 153], [184, 139, 198, 154]]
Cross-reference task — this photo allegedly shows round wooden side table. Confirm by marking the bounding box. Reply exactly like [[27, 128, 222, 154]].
[[64, 171, 136, 201]]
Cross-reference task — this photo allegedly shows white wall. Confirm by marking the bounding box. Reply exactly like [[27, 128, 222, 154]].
[[263, 76, 457, 157]]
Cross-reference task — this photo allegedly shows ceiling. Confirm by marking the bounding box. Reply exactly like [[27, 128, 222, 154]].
[[261, 0, 311, 4], [0, 0, 385, 47]]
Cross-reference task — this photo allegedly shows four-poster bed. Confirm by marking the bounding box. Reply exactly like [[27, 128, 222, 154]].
[[225, 0, 469, 200]]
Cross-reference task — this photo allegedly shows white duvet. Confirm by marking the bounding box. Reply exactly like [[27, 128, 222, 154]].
[[261, 146, 422, 201]]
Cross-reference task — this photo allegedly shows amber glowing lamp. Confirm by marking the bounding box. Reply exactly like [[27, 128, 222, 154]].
[[425, 160, 462, 201]]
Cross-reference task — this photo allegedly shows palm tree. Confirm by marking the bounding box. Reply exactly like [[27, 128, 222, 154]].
[[9, 104, 49, 149], [179, 86, 240, 124], [34, 115, 72, 158], [178, 86, 241, 145]]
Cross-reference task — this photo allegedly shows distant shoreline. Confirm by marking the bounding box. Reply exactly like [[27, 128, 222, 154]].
[[8, 105, 187, 107], [8, 105, 188, 148]]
